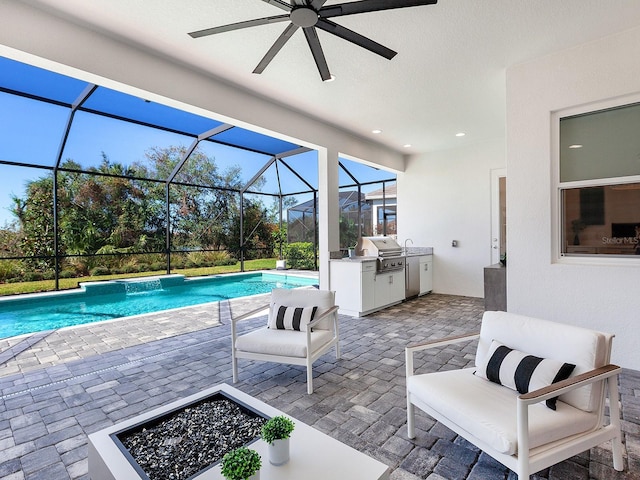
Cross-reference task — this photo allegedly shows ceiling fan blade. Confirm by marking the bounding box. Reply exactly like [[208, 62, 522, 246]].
[[316, 19, 396, 59], [309, 0, 330, 9], [303, 27, 331, 81], [320, 0, 437, 19], [188, 14, 289, 38], [260, 0, 293, 12], [253, 23, 300, 74]]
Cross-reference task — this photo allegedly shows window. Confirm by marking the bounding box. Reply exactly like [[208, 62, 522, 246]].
[[558, 101, 640, 258], [376, 205, 397, 236]]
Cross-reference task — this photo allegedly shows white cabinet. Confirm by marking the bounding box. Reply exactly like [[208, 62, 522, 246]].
[[330, 260, 377, 317], [374, 270, 405, 307], [329, 259, 405, 317], [361, 266, 376, 312], [418, 255, 433, 295]]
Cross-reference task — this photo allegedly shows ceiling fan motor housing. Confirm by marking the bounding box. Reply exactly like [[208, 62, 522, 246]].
[[290, 7, 319, 28]]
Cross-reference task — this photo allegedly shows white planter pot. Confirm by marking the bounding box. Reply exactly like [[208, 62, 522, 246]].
[[268, 438, 290, 466], [276, 259, 287, 270]]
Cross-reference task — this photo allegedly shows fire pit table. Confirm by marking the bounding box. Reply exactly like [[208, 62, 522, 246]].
[[88, 383, 390, 480]]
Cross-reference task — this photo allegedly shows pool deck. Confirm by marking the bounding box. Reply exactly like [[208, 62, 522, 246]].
[[0, 288, 638, 480]]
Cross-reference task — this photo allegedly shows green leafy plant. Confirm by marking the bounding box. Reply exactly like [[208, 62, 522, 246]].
[[260, 415, 295, 445], [283, 242, 316, 269], [220, 447, 261, 480]]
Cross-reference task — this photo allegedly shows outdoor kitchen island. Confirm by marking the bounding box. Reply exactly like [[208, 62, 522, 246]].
[[330, 256, 404, 317], [330, 238, 433, 317]]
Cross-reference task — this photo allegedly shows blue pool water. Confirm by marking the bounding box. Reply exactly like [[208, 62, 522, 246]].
[[0, 273, 317, 339]]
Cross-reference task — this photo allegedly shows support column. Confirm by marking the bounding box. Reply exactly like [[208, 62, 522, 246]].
[[318, 147, 340, 290]]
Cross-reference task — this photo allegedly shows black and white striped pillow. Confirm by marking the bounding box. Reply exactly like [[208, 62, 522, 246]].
[[268, 304, 318, 332], [476, 340, 576, 410]]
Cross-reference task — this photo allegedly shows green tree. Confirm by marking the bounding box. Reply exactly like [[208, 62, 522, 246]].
[[57, 158, 165, 256], [144, 146, 246, 251], [9, 145, 279, 276], [0, 220, 22, 258], [227, 198, 274, 259], [10, 175, 55, 271]]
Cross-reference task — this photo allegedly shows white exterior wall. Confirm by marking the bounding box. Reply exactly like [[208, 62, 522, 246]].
[[398, 139, 505, 297], [506, 26, 640, 369]]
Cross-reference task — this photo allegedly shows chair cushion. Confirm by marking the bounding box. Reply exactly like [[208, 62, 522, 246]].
[[477, 311, 613, 412], [235, 327, 334, 358], [408, 368, 598, 455], [271, 288, 336, 330], [267, 304, 318, 332], [475, 340, 575, 410]]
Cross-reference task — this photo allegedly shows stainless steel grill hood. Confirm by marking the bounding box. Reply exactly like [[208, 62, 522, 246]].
[[357, 236, 403, 258], [357, 236, 405, 272]]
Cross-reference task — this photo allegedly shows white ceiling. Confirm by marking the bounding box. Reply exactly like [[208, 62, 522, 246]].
[[22, 0, 640, 154]]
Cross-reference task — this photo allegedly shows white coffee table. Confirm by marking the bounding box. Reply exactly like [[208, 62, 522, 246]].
[[89, 383, 390, 480]]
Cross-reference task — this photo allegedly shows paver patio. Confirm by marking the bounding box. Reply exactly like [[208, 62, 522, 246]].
[[0, 292, 638, 480]]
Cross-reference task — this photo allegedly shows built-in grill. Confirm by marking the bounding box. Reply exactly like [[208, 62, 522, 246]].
[[357, 236, 405, 272]]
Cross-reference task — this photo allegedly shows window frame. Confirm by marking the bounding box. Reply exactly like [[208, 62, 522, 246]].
[[552, 93, 640, 265]]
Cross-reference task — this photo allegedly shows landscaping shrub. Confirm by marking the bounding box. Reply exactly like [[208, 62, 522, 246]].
[[150, 262, 165, 271], [284, 242, 316, 269], [121, 264, 139, 274], [186, 251, 206, 267], [23, 271, 44, 282], [0, 260, 23, 282], [90, 266, 111, 276], [213, 257, 237, 266], [42, 270, 55, 280], [59, 269, 76, 279]]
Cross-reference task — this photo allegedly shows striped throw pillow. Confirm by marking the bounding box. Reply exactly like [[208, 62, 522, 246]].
[[476, 340, 576, 410], [268, 304, 318, 332]]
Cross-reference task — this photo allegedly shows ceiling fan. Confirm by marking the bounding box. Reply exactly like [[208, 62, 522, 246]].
[[189, 0, 438, 81]]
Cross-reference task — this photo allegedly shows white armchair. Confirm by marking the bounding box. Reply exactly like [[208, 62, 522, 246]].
[[231, 288, 340, 394], [406, 311, 624, 479]]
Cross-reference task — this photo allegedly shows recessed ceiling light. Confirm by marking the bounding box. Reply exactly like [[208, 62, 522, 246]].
[[403, 144, 412, 148], [568, 144, 583, 149], [372, 129, 382, 134], [455, 132, 466, 137]]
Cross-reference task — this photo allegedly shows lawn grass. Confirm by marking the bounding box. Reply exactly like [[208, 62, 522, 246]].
[[0, 258, 279, 296]]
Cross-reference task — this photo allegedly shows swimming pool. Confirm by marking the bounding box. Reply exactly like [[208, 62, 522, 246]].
[[0, 272, 317, 339]]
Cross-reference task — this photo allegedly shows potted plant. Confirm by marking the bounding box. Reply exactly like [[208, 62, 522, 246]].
[[220, 447, 262, 480], [261, 415, 295, 466]]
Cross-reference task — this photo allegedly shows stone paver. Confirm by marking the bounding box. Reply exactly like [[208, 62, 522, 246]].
[[0, 292, 638, 480]]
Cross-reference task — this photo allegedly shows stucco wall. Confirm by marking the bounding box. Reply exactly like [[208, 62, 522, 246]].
[[398, 138, 506, 298], [506, 26, 640, 369]]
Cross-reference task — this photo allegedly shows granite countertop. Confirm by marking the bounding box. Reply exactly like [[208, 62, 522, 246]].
[[403, 247, 434, 256], [330, 256, 378, 263], [330, 247, 433, 262]]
